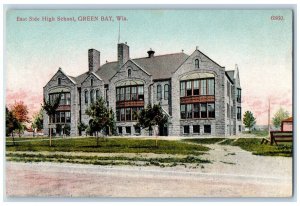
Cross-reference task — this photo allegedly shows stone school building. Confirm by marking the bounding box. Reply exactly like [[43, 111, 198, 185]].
[[43, 43, 242, 137]]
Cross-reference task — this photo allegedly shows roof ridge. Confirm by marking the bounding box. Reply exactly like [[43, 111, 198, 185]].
[[133, 52, 188, 60]]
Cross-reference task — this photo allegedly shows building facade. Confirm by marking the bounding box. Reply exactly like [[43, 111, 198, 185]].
[[43, 43, 242, 137]]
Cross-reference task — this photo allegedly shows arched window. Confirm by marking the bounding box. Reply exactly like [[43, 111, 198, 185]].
[[91, 78, 94, 87], [58, 78, 61, 85], [90, 90, 94, 103], [157, 85, 162, 100], [96, 90, 100, 100], [164, 84, 169, 100], [195, 59, 199, 68], [128, 69, 132, 78], [84, 90, 88, 104]]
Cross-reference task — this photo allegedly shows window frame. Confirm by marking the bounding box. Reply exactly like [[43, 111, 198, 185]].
[[164, 84, 169, 100]]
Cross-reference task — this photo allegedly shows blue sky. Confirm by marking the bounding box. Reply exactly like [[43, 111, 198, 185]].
[[6, 9, 293, 123]]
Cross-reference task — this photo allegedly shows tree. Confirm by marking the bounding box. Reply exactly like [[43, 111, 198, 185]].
[[272, 107, 290, 129], [136, 104, 168, 146], [243, 111, 256, 132], [6, 107, 20, 145], [42, 92, 61, 146], [11, 101, 30, 137], [31, 109, 43, 136], [78, 122, 87, 136], [85, 97, 115, 146]]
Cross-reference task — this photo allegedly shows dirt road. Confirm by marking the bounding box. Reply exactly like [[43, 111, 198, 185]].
[[6, 143, 292, 198]]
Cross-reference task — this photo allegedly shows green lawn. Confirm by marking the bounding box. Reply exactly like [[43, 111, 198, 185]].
[[231, 138, 292, 157], [6, 152, 211, 167], [6, 137, 209, 155]]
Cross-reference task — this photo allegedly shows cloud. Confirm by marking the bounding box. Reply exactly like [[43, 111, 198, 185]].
[[6, 88, 43, 120]]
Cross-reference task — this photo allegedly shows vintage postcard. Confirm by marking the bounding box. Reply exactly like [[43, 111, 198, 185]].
[[4, 6, 294, 199]]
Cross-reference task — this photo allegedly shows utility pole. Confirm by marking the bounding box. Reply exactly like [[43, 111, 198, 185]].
[[268, 98, 271, 134]]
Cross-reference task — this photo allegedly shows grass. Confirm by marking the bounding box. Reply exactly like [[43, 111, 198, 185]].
[[6, 152, 211, 167], [182, 138, 225, 144], [242, 130, 269, 137], [231, 138, 292, 157], [6, 137, 209, 155]]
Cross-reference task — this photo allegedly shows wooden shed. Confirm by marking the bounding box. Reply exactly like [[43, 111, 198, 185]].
[[281, 117, 293, 132]]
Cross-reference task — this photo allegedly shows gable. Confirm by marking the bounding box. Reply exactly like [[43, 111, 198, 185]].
[[44, 68, 76, 88]]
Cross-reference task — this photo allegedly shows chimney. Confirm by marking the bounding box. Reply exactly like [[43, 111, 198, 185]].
[[147, 48, 155, 58], [118, 43, 129, 68], [88, 49, 100, 73]]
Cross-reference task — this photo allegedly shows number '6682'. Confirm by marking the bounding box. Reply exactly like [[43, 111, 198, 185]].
[[271, 16, 284, 20]]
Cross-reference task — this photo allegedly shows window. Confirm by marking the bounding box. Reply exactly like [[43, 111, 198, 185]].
[[126, 108, 131, 121], [90, 90, 94, 104], [125, 87, 131, 100], [91, 78, 93, 87], [60, 93, 66, 105], [193, 80, 199, 95], [195, 59, 199, 68], [66, 112, 71, 123], [201, 79, 207, 95], [58, 78, 61, 85], [164, 84, 169, 100], [128, 69, 131, 77], [193, 103, 200, 118], [120, 108, 125, 121], [120, 87, 125, 101], [157, 85, 162, 100], [227, 103, 230, 118], [131, 87, 137, 100], [138, 86, 144, 100], [180, 105, 186, 119], [183, 125, 190, 134], [118, 127, 122, 135], [186, 81, 192, 96], [227, 81, 230, 97], [237, 107, 242, 120], [132, 107, 138, 120], [126, 126, 131, 134], [60, 112, 65, 123], [56, 112, 60, 123], [187, 104, 192, 118], [207, 79, 215, 95], [231, 106, 234, 119], [204, 125, 211, 134], [96, 90, 100, 100], [180, 82, 185, 97], [239, 125, 242, 132], [237, 88, 241, 103], [208, 103, 215, 118], [66, 93, 71, 105], [134, 126, 141, 134], [201, 103, 207, 118], [193, 125, 200, 133], [84, 90, 88, 104]]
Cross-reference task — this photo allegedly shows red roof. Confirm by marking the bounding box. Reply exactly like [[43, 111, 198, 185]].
[[282, 117, 293, 122]]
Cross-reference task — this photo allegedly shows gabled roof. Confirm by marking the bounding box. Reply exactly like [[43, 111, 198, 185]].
[[226, 70, 235, 82], [93, 52, 189, 83], [134, 53, 189, 79], [282, 117, 293, 122]]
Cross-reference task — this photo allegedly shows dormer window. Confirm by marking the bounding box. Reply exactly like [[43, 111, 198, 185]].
[[128, 69, 132, 78], [91, 78, 93, 87], [195, 59, 199, 68], [58, 78, 61, 85]]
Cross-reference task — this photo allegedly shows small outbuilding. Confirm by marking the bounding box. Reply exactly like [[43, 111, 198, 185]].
[[281, 117, 293, 132]]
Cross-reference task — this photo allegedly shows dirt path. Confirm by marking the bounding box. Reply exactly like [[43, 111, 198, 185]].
[[6, 144, 292, 198]]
